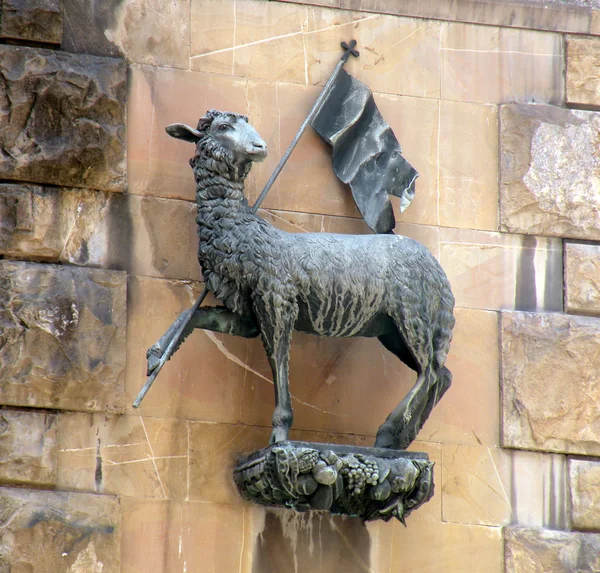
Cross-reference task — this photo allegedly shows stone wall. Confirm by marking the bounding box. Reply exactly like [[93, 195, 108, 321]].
[[1, 0, 600, 571]]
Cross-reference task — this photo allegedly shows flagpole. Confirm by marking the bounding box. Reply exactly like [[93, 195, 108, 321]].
[[133, 40, 360, 409], [252, 40, 359, 211]]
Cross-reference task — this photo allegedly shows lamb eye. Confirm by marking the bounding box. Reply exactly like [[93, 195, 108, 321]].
[[218, 123, 231, 131]]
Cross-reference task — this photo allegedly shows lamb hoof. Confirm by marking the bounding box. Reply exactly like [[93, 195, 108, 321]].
[[374, 425, 397, 450], [146, 346, 163, 376], [269, 428, 288, 445], [375, 426, 413, 451]]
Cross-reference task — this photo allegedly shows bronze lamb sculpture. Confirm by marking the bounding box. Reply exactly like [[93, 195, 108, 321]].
[[147, 110, 455, 450]]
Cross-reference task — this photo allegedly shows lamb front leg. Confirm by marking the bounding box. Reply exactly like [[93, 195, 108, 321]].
[[265, 335, 294, 444], [146, 306, 260, 375], [146, 308, 193, 375], [254, 297, 297, 444]]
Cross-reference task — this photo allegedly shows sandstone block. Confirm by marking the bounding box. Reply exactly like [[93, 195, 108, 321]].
[[502, 311, 600, 456], [0, 409, 57, 487], [0, 45, 126, 192], [128, 224, 504, 448], [128, 65, 437, 227], [343, 0, 592, 35], [188, 422, 271, 505], [104, 0, 190, 69], [567, 36, 600, 108], [441, 447, 569, 530], [122, 499, 397, 573], [58, 413, 187, 499], [439, 228, 562, 312], [126, 194, 201, 281], [500, 104, 600, 240], [510, 451, 568, 530], [252, 507, 396, 573], [0, 261, 126, 412], [0, 486, 120, 573], [442, 23, 563, 105], [565, 242, 600, 316], [121, 499, 245, 573], [505, 527, 600, 573], [309, 12, 442, 99], [592, 11, 600, 35], [0, 0, 62, 44], [391, 517, 503, 572], [569, 459, 600, 531], [438, 100, 498, 231], [191, 0, 306, 82], [441, 445, 512, 527], [190, 1, 442, 99], [419, 308, 501, 447]]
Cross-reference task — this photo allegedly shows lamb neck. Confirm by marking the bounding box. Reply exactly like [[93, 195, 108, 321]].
[[194, 160, 265, 240], [193, 154, 273, 313]]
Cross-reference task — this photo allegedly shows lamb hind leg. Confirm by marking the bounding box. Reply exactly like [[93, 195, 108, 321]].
[[382, 365, 451, 449], [146, 306, 259, 375], [374, 365, 436, 450]]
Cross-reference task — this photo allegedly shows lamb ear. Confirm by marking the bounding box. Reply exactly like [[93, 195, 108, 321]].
[[165, 123, 202, 143]]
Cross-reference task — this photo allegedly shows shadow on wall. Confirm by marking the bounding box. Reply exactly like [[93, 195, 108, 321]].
[[253, 510, 372, 573]]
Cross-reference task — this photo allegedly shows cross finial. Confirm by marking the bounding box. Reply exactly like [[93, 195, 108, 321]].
[[341, 40, 359, 62]]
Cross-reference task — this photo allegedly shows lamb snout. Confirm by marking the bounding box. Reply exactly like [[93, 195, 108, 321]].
[[248, 139, 267, 162]]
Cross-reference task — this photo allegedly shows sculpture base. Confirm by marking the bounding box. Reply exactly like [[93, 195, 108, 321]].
[[234, 441, 434, 524]]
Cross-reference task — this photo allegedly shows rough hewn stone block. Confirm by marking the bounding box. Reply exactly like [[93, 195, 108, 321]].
[[0, 486, 120, 573], [567, 36, 600, 108], [0, 184, 200, 279], [0, 409, 57, 487], [500, 104, 600, 240], [0, 0, 63, 44], [565, 242, 600, 316], [0, 261, 126, 412], [62, 0, 123, 58], [0, 183, 128, 267], [502, 311, 600, 456], [505, 527, 600, 572], [569, 459, 600, 531], [0, 45, 126, 192]]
